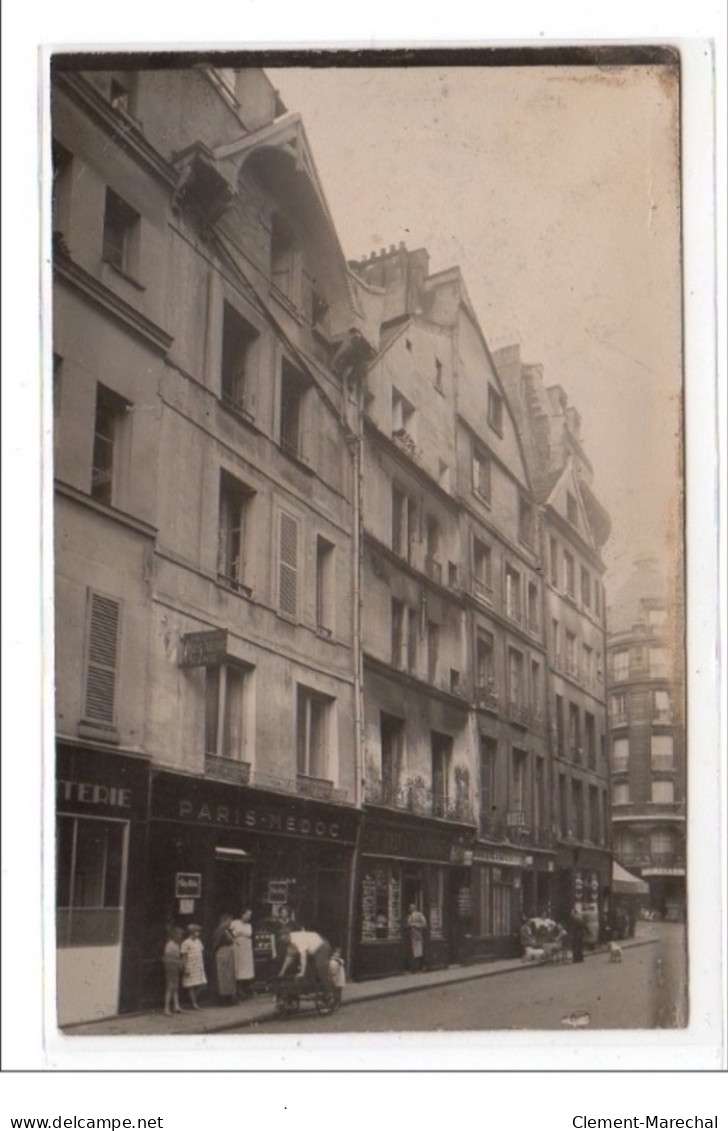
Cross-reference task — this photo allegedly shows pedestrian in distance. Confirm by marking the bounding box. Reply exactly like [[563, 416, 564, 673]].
[[329, 946, 347, 1007], [162, 925, 187, 1016], [230, 908, 255, 998], [406, 904, 428, 972], [212, 912, 237, 1004], [569, 905, 587, 964], [180, 923, 206, 1009]]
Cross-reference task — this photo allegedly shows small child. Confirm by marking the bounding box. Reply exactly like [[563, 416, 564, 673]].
[[180, 923, 207, 1009], [162, 926, 186, 1016], [329, 947, 346, 1007]]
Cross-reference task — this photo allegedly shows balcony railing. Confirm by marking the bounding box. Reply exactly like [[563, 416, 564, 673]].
[[424, 555, 443, 584], [611, 710, 628, 725], [473, 577, 494, 604], [476, 683, 498, 711], [652, 709, 675, 724], [365, 777, 474, 823], [506, 701, 530, 727], [619, 851, 686, 868]]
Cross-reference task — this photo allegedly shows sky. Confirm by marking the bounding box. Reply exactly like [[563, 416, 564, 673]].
[[267, 62, 684, 589]]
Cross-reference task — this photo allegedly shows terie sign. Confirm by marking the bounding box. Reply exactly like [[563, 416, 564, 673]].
[[180, 630, 228, 667], [175, 872, 202, 899]]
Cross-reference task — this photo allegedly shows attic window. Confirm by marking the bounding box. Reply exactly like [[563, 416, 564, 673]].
[[487, 385, 503, 436], [567, 492, 578, 525], [271, 213, 299, 305]]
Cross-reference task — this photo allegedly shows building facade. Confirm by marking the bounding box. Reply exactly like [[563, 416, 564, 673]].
[[606, 555, 686, 921]]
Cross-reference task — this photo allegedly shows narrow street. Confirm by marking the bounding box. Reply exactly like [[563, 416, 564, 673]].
[[244, 924, 687, 1034]]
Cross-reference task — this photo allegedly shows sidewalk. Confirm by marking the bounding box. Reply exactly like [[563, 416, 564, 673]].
[[62, 933, 657, 1037]]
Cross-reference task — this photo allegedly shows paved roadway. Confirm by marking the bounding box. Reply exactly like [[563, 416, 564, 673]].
[[244, 923, 687, 1033]]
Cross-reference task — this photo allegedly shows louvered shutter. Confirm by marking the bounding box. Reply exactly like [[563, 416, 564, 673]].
[[84, 593, 120, 723], [279, 511, 299, 617]]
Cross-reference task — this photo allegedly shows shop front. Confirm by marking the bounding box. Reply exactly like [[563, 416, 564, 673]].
[[353, 809, 474, 980], [144, 771, 360, 1004], [56, 743, 151, 1024], [554, 846, 612, 944], [466, 843, 528, 961]]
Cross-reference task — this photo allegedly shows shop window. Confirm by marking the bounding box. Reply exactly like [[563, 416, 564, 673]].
[[518, 496, 535, 548], [218, 471, 255, 594], [549, 537, 559, 586], [487, 384, 503, 436], [91, 383, 132, 507], [278, 509, 300, 618], [315, 536, 335, 635], [651, 779, 674, 804], [491, 870, 512, 936], [425, 866, 445, 940], [279, 360, 309, 461], [380, 713, 404, 806], [56, 816, 126, 947], [472, 448, 491, 503], [296, 686, 332, 780], [431, 732, 452, 818], [426, 619, 439, 684], [221, 302, 259, 415], [505, 564, 521, 622], [205, 663, 249, 761], [563, 551, 576, 599], [473, 537, 493, 603], [611, 737, 629, 773], [360, 865, 402, 942], [83, 590, 121, 727], [102, 188, 140, 278]]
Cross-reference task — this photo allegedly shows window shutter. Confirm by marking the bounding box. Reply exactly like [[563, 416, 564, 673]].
[[85, 593, 120, 723], [279, 510, 299, 616]]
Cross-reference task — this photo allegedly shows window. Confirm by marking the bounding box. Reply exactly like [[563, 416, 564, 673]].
[[612, 782, 630, 805], [473, 538, 493, 602], [611, 692, 627, 721], [110, 76, 134, 113], [563, 551, 576, 598], [565, 630, 577, 676], [392, 387, 416, 439], [392, 486, 416, 562], [518, 496, 535, 548], [649, 647, 669, 677], [507, 648, 523, 710], [425, 516, 441, 582], [651, 734, 674, 771], [407, 608, 419, 673], [438, 460, 451, 493], [571, 779, 584, 839], [527, 581, 539, 633], [450, 669, 462, 695], [555, 694, 565, 754], [611, 737, 629, 773], [205, 664, 248, 760], [567, 491, 578, 525], [585, 712, 596, 768], [431, 733, 452, 818], [434, 358, 443, 391], [391, 599, 405, 668], [581, 566, 591, 608], [425, 866, 445, 940], [52, 140, 73, 243], [315, 536, 335, 634], [568, 702, 581, 761], [279, 360, 308, 460], [613, 650, 629, 681], [653, 689, 673, 723], [533, 757, 545, 829], [278, 510, 300, 617], [476, 630, 495, 693], [380, 713, 404, 806], [426, 620, 440, 684], [651, 780, 674, 804], [582, 643, 593, 685], [650, 830, 674, 857], [296, 686, 332, 779], [487, 385, 504, 435], [510, 748, 527, 813], [91, 384, 131, 506], [83, 591, 121, 726], [479, 736, 496, 828], [589, 785, 600, 842], [221, 303, 258, 414], [57, 816, 126, 947], [530, 659, 541, 718], [360, 865, 402, 942], [551, 618, 560, 662], [505, 564, 521, 622], [549, 537, 559, 586], [217, 472, 254, 593], [558, 773, 569, 834], [472, 449, 491, 502], [102, 188, 140, 277], [271, 213, 298, 302], [594, 581, 601, 617]]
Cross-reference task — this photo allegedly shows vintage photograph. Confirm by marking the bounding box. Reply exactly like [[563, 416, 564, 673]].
[[50, 48, 688, 1037]]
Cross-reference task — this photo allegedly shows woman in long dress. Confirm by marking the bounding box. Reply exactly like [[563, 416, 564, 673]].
[[212, 912, 237, 1004], [230, 908, 255, 998], [406, 904, 427, 972]]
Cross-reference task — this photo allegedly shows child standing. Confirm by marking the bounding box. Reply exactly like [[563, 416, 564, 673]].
[[329, 946, 346, 1007], [180, 923, 207, 1010], [162, 925, 186, 1016]]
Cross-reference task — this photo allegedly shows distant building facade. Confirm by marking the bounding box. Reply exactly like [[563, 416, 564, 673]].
[[606, 555, 686, 920]]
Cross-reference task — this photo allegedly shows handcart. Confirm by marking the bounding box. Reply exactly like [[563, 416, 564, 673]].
[[274, 973, 340, 1018]]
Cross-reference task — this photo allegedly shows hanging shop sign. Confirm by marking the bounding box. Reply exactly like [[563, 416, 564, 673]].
[[175, 872, 202, 899], [472, 844, 527, 867], [179, 629, 228, 667]]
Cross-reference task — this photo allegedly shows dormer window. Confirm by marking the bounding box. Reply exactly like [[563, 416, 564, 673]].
[[271, 213, 299, 305], [221, 302, 259, 416], [392, 387, 415, 439], [487, 385, 504, 436], [567, 491, 578, 525]]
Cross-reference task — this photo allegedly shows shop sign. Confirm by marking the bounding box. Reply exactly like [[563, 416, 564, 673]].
[[175, 872, 202, 899], [362, 822, 461, 863], [57, 779, 132, 810], [179, 629, 228, 667], [642, 866, 685, 876], [57, 745, 150, 821], [472, 844, 527, 867]]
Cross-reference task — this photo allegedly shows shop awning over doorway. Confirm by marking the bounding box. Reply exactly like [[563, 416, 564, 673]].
[[612, 860, 650, 895]]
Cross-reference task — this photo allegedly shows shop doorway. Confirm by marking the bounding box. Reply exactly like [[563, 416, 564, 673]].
[[315, 867, 348, 949], [212, 857, 253, 921]]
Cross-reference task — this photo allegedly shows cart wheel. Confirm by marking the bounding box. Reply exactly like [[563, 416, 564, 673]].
[[315, 990, 336, 1016], [275, 995, 288, 1016], [286, 996, 301, 1014]]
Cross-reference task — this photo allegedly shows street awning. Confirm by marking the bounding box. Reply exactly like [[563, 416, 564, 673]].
[[612, 860, 650, 895]]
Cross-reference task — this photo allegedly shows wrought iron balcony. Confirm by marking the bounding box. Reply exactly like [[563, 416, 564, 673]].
[[476, 683, 498, 711], [473, 576, 495, 605]]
